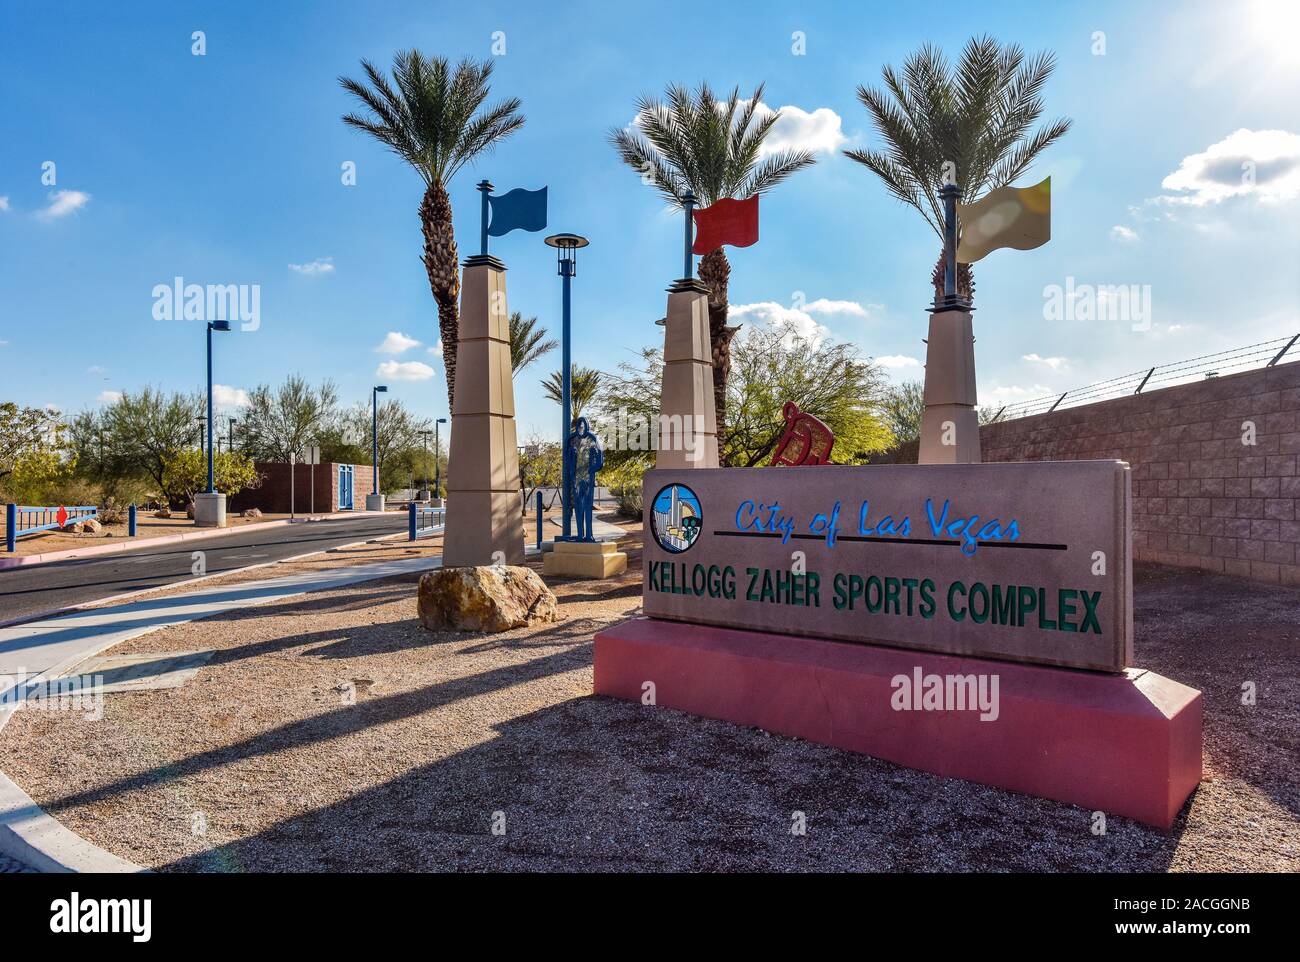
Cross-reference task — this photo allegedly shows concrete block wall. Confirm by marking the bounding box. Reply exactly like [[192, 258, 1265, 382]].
[[979, 360, 1300, 585]]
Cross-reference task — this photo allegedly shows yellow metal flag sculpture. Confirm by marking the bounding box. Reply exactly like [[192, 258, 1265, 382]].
[[955, 176, 1051, 263]]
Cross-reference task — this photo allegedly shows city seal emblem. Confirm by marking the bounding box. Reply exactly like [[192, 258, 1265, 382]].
[[650, 483, 702, 553]]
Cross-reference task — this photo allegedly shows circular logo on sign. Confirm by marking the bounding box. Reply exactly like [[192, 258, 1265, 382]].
[[650, 483, 702, 553]]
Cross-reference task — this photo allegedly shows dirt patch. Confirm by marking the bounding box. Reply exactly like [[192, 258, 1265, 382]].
[[0, 531, 1295, 872]]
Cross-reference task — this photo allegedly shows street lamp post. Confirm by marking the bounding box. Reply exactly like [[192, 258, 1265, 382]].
[[196, 319, 232, 526], [228, 417, 237, 455], [434, 417, 446, 502], [418, 430, 432, 500], [544, 232, 589, 542], [368, 385, 388, 511]]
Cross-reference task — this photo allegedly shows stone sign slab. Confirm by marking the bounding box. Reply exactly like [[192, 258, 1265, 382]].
[[641, 461, 1133, 672]]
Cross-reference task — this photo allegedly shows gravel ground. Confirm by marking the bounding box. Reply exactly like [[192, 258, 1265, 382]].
[[0, 520, 1296, 873]]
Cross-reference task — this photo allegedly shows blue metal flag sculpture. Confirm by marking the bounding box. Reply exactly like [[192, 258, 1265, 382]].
[[488, 186, 548, 237]]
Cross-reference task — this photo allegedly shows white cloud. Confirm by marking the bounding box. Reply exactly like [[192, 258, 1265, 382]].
[[875, 355, 921, 370], [982, 383, 1052, 405], [0, 339, 9, 347], [1023, 353, 1068, 370], [96, 390, 122, 405], [375, 330, 420, 354], [213, 384, 250, 410], [803, 298, 872, 317], [36, 189, 90, 220], [377, 360, 435, 381], [427, 339, 443, 357], [1110, 225, 1140, 242], [289, 257, 335, 275], [0, 196, 9, 212], [751, 103, 847, 156], [87, 365, 107, 375], [1156, 128, 1300, 206], [729, 301, 828, 342], [628, 100, 846, 159]]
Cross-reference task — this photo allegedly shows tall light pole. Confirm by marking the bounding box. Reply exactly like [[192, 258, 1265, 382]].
[[193, 319, 232, 527], [434, 417, 447, 501], [544, 232, 589, 541], [418, 429, 433, 500], [228, 417, 237, 455], [371, 385, 387, 497]]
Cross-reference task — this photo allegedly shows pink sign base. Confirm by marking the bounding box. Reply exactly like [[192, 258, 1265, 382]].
[[593, 618, 1202, 829]]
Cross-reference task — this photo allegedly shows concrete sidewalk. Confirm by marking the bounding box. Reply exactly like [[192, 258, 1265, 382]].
[[0, 555, 442, 703]]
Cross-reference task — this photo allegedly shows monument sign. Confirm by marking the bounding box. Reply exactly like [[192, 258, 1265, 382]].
[[642, 460, 1133, 673]]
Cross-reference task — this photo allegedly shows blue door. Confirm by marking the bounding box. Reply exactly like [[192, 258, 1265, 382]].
[[338, 465, 354, 510]]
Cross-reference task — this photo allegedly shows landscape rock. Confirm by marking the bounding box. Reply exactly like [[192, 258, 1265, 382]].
[[63, 518, 103, 534], [417, 565, 560, 634], [242, 508, 263, 519], [154, 508, 172, 519]]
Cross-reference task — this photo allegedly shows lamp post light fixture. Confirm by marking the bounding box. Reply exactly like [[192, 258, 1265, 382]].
[[418, 429, 433, 500], [192, 319, 233, 527], [369, 385, 388, 509], [434, 417, 447, 501], [544, 232, 589, 541]]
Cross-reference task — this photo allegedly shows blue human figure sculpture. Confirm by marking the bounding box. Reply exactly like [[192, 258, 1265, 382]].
[[565, 417, 603, 542]]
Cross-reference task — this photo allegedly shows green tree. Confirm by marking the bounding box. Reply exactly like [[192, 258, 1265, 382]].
[[162, 449, 260, 504], [845, 36, 1071, 304], [883, 380, 926, 444], [101, 388, 202, 499], [598, 324, 891, 479], [543, 366, 602, 424], [340, 52, 525, 412], [341, 398, 430, 492], [509, 312, 557, 375], [239, 376, 339, 462], [610, 82, 816, 451], [0, 402, 63, 485]]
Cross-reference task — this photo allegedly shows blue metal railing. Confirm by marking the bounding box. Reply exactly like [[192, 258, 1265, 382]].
[[407, 504, 446, 541], [5, 504, 98, 552]]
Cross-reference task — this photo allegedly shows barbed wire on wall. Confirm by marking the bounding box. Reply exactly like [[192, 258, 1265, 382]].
[[992, 334, 1300, 422]]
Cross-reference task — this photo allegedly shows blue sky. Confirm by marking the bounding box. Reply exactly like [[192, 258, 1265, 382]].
[[2, 0, 1298, 440]]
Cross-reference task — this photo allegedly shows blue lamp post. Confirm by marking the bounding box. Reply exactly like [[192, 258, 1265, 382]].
[[434, 416, 447, 500], [205, 320, 232, 492], [371, 385, 388, 494], [543, 232, 589, 541]]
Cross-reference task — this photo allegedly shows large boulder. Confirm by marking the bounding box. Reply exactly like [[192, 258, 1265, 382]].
[[417, 565, 560, 634]]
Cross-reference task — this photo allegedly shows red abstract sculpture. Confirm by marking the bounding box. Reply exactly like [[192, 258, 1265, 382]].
[[769, 402, 835, 466]]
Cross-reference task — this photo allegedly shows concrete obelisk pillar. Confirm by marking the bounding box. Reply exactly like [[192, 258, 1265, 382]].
[[919, 306, 980, 463], [657, 278, 719, 469], [443, 254, 524, 565], [919, 182, 981, 465]]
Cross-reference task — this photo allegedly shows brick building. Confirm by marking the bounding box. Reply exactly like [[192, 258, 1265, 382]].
[[229, 462, 376, 514]]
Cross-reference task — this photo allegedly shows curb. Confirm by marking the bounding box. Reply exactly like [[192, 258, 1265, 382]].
[[0, 511, 390, 570]]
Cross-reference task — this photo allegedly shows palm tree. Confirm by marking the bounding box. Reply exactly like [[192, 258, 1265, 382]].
[[340, 52, 525, 411], [844, 37, 1071, 305], [543, 366, 603, 425], [609, 83, 815, 457], [508, 312, 557, 375]]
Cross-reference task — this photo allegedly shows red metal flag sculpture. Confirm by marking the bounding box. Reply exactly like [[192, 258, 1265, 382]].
[[770, 401, 835, 466], [691, 195, 759, 255]]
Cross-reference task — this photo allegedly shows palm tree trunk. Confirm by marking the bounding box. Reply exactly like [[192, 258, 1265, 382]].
[[930, 251, 975, 306], [697, 248, 739, 463], [420, 182, 461, 412]]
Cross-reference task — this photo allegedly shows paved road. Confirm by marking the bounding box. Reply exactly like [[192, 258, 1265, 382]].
[[0, 513, 409, 624]]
